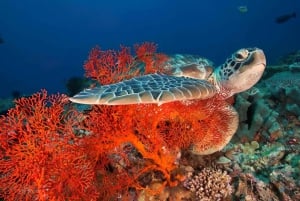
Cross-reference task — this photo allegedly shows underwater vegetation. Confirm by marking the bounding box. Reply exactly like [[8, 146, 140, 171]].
[[0, 42, 299, 200]]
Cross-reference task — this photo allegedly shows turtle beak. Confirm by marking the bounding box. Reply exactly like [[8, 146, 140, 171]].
[[254, 48, 266, 68], [238, 48, 266, 89], [239, 48, 266, 73]]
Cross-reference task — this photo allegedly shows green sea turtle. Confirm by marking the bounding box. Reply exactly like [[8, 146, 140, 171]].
[[69, 48, 266, 105]]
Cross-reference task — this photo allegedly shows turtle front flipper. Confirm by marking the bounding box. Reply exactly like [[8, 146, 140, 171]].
[[69, 74, 217, 105]]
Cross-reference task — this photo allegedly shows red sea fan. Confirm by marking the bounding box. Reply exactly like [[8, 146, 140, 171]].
[[80, 97, 237, 200], [84, 42, 168, 85], [134, 42, 168, 74], [0, 42, 238, 200], [84, 46, 133, 85], [0, 90, 98, 201], [129, 98, 237, 156], [80, 105, 179, 200], [153, 99, 238, 155]]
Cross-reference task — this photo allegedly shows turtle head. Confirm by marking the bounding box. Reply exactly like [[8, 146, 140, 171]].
[[214, 48, 266, 98]]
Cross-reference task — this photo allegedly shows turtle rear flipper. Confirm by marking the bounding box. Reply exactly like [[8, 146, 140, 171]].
[[69, 74, 217, 105]]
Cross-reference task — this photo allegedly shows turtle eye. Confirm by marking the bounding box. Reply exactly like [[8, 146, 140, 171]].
[[234, 49, 249, 61]]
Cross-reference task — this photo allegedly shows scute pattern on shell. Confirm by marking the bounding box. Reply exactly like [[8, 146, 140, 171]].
[[69, 74, 217, 105]]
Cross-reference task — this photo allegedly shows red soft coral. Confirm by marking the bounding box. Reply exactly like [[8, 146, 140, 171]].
[[0, 90, 98, 201]]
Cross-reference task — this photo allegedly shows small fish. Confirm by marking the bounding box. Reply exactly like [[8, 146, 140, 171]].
[[0, 36, 3, 44], [238, 6, 248, 13], [275, 12, 296, 24]]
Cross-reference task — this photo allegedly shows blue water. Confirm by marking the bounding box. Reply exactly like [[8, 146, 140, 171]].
[[0, 0, 299, 97]]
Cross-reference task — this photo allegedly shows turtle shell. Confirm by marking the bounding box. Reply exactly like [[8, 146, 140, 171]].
[[69, 73, 217, 105], [69, 54, 216, 105], [166, 54, 214, 80]]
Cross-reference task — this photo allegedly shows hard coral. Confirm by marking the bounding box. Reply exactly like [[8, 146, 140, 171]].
[[234, 87, 282, 143], [183, 167, 232, 201], [0, 90, 98, 201]]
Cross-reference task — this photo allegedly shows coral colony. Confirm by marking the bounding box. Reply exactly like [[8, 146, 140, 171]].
[[0, 42, 299, 200]]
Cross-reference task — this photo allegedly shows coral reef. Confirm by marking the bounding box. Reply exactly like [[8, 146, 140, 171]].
[[277, 50, 300, 65], [266, 71, 300, 116], [233, 86, 282, 142], [1, 44, 299, 200], [217, 139, 299, 200], [0, 43, 238, 200], [234, 69, 300, 142]]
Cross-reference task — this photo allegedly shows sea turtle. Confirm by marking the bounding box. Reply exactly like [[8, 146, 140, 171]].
[[69, 48, 266, 105]]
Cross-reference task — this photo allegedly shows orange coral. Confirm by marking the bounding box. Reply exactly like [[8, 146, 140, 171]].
[[0, 90, 98, 201], [84, 46, 132, 85], [84, 42, 169, 85], [79, 97, 236, 199], [0, 42, 238, 200], [134, 42, 169, 74], [75, 42, 237, 199]]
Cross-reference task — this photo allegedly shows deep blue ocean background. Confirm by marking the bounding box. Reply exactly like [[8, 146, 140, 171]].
[[0, 0, 299, 97]]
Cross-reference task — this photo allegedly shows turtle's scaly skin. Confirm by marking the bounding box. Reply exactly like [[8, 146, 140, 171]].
[[69, 48, 266, 105]]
